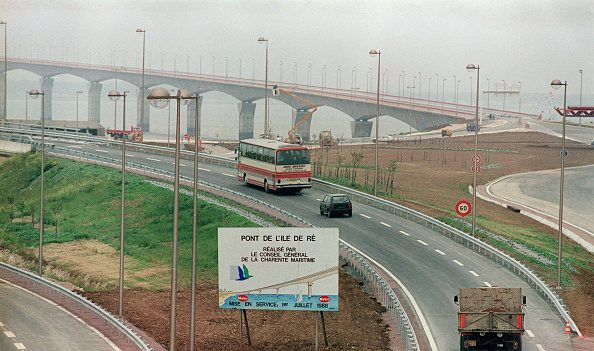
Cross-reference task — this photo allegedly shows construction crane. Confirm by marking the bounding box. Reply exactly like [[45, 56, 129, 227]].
[[272, 85, 318, 144]]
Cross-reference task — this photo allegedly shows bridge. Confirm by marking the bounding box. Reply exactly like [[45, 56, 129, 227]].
[[238, 265, 338, 296], [0, 57, 506, 142]]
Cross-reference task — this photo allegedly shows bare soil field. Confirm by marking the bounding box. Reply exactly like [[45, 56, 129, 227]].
[[311, 130, 594, 336]]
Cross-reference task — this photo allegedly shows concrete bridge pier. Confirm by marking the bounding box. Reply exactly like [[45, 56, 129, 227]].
[[292, 109, 312, 142], [137, 88, 150, 132], [186, 95, 202, 137], [238, 101, 256, 140], [41, 77, 54, 120], [88, 81, 102, 123], [350, 119, 373, 138]]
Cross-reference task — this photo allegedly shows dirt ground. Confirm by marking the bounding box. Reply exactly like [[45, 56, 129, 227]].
[[311, 130, 594, 337], [83, 270, 394, 351]]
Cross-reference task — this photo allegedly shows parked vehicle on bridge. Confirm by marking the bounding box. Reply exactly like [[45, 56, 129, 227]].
[[236, 138, 311, 193], [455, 287, 525, 351], [466, 121, 480, 132], [106, 126, 143, 142], [319, 194, 352, 217]]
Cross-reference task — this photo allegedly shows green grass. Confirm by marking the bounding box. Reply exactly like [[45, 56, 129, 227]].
[[0, 153, 260, 289]]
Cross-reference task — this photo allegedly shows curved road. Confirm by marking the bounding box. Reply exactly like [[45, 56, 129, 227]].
[[0, 279, 117, 350], [38, 140, 573, 351]]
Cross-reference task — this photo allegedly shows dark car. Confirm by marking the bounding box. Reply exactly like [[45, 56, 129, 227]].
[[320, 194, 352, 218]]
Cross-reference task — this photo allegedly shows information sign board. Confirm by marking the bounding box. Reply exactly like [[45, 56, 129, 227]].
[[218, 228, 339, 312]]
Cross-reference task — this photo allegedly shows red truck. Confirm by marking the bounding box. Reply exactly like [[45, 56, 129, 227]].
[[106, 126, 143, 142]]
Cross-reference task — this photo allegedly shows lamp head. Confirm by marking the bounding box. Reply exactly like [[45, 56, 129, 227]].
[[179, 90, 191, 105], [369, 49, 380, 57], [77, 90, 83, 94], [147, 87, 171, 108], [108, 89, 122, 101], [136, 28, 145, 33], [258, 37, 268, 43], [28, 89, 40, 99], [550, 79, 564, 90], [0, 21, 6, 25], [466, 64, 478, 72]]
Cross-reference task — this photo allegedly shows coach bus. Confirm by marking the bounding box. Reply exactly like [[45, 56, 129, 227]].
[[236, 138, 311, 193]]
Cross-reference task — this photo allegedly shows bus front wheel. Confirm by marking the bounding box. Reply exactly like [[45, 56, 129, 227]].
[[243, 173, 249, 186], [264, 179, 270, 193]]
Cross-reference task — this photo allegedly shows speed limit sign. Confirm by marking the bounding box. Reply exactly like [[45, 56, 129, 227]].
[[455, 200, 472, 217], [472, 155, 481, 164]]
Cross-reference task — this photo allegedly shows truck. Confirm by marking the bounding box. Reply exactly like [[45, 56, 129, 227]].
[[319, 130, 336, 146], [441, 128, 453, 137], [106, 126, 143, 142], [466, 121, 480, 132], [455, 287, 526, 351]]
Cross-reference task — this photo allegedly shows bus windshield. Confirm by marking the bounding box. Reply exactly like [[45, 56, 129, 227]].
[[276, 149, 310, 165]]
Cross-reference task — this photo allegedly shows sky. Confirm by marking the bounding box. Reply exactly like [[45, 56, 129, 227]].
[[2, 0, 593, 97]]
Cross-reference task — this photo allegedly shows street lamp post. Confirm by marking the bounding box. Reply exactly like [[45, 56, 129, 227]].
[[1, 21, 6, 120], [167, 89, 175, 148], [502, 80, 506, 110], [486, 78, 490, 110], [76, 90, 83, 131], [25, 92, 28, 121], [147, 87, 191, 351], [136, 28, 146, 131], [435, 73, 439, 103], [369, 49, 381, 197], [518, 81, 522, 114], [578, 70, 583, 126], [28, 89, 45, 276], [550, 79, 568, 289], [466, 64, 480, 238], [189, 93, 201, 351], [442, 78, 446, 114], [258, 37, 269, 138], [108, 89, 128, 316]]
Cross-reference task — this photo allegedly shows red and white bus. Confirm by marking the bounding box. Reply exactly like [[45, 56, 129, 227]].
[[236, 138, 312, 193]]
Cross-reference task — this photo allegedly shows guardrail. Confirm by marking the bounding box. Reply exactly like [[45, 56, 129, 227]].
[[0, 262, 153, 350], [2, 128, 581, 337]]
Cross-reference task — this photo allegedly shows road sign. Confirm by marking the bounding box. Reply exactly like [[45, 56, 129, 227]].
[[472, 155, 481, 164], [455, 200, 472, 217], [472, 165, 481, 173], [560, 149, 569, 158]]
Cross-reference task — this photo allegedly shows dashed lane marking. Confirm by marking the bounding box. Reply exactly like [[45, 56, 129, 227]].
[[483, 281, 492, 287], [526, 330, 535, 338], [222, 173, 235, 177], [69, 145, 82, 148], [95, 149, 109, 153], [4, 331, 15, 338], [14, 343, 26, 350], [417, 240, 428, 246], [172, 163, 187, 167], [198, 167, 211, 172], [146, 157, 161, 162], [536, 344, 545, 351], [380, 222, 392, 228], [469, 271, 479, 277], [435, 249, 446, 255], [399, 230, 410, 236], [360, 214, 371, 219], [453, 260, 464, 266]]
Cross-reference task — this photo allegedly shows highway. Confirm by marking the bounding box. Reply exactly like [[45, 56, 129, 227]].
[[41, 139, 574, 351], [0, 279, 117, 351]]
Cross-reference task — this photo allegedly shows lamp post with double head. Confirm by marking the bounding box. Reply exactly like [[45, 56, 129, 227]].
[[550, 79, 568, 289], [136, 28, 146, 131], [258, 37, 269, 138], [29, 89, 45, 275], [147, 88, 191, 351], [108, 89, 128, 316], [189, 92, 201, 351], [466, 64, 480, 238], [369, 49, 381, 197], [76, 90, 83, 131]]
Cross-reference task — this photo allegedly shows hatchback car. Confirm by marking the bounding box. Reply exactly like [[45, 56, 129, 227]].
[[319, 194, 352, 217]]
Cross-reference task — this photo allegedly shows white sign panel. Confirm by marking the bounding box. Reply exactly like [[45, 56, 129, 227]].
[[218, 227, 339, 311]]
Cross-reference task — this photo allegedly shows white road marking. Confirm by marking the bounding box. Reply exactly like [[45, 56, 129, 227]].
[[380, 222, 392, 228], [483, 281, 492, 287], [95, 149, 109, 153], [417, 240, 428, 246], [526, 329, 535, 338], [146, 157, 161, 162], [536, 344, 545, 351], [198, 167, 211, 172], [0, 322, 3, 326], [222, 173, 235, 177], [4, 331, 15, 338], [435, 249, 445, 255], [125, 154, 134, 158], [172, 163, 187, 167], [453, 260, 464, 266], [399, 230, 410, 236], [69, 145, 83, 149], [469, 270, 479, 277], [360, 214, 371, 219], [14, 343, 26, 350]]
